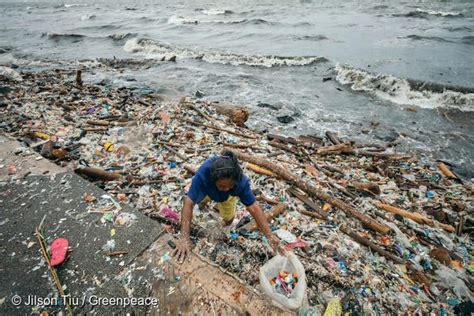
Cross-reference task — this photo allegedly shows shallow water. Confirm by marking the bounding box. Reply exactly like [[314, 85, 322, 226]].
[[0, 0, 473, 177]]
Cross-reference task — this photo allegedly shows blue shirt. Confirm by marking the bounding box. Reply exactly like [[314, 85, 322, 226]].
[[187, 157, 256, 206]]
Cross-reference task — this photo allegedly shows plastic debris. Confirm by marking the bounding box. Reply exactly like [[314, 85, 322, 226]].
[[49, 238, 69, 267], [274, 229, 298, 243], [101, 212, 114, 223], [83, 193, 96, 203], [323, 298, 342, 316], [260, 253, 307, 310], [1, 68, 472, 315], [269, 271, 299, 296], [160, 207, 180, 222], [102, 239, 116, 252], [159, 251, 171, 265], [114, 213, 137, 227]]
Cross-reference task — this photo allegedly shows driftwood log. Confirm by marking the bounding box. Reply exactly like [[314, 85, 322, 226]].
[[241, 203, 287, 231], [75, 69, 83, 87], [374, 202, 455, 233], [350, 182, 381, 195], [75, 167, 120, 181], [156, 141, 189, 162], [316, 142, 412, 160], [438, 162, 457, 179], [340, 225, 431, 287], [325, 131, 342, 145], [317, 142, 353, 155], [267, 134, 298, 145], [340, 225, 404, 264], [269, 140, 299, 155], [233, 150, 391, 234], [246, 163, 276, 177], [257, 195, 280, 205], [210, 103, 249, 127], [287, 188, 328, 220]]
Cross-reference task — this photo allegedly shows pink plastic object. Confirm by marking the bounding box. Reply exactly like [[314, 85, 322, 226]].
[[50, 238, 69, 267], [160, 207, 180, 222]]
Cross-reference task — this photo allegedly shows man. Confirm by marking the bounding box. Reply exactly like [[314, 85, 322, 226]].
[[173, 150, 285, 263]]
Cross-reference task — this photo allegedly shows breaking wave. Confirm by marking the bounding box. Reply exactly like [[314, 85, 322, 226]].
[[167, 15, 275, 26], [42, 32, 86, 41], [201, 9, 234, 15], [295, 35, 328, 41], [62, 4, 88, 8], [401, 34, 452, 43], [80, 14, 96, 20], [167, 15, 199, 25], [444, 26, 472, 32], [215, 18, 276, 25], [108, 33, 137, 41], [394, 8, 464, 18], [123, 37, 328, 67], [335, 64, 474, 111]]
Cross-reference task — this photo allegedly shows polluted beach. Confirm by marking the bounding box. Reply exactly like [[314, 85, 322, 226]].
[[0, 0, 473, 315]]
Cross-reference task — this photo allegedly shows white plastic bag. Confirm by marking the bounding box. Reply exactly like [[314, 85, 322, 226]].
[[259, 252, 307, 310]]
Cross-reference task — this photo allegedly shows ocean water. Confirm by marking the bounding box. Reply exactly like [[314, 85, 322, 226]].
[[0, 0, 473, 177]]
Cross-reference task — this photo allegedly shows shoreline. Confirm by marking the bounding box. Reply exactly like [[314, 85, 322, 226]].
[[1, 67, 473, 313], [3, 60, 473, 183]]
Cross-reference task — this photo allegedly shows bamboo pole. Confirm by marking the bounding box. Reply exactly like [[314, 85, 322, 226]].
[[35, 225, 73, 315], [438, 162, 457, 179], [374, 202, 455, 233], [241, 203, 287, 231], [246, 163, 276, 177]]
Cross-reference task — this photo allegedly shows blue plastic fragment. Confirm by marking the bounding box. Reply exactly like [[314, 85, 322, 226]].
[[338, 261, 348, 273], [241, 230, 259, 239], [426, 191, 436, 198]]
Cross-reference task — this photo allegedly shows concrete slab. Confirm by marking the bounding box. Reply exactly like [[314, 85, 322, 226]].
[[141, 235, 292, 315], [0, 136, 64, 181], [0, 137, 163, 314]]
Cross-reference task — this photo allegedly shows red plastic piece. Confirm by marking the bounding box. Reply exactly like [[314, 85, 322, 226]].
[[49, 238, 69, 267], [285, 241, 307, 249]]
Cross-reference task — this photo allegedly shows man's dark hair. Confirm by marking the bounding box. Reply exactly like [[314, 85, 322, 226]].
[[210, 150, 243, 183]]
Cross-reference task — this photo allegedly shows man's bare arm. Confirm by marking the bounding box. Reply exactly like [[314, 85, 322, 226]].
[[246, 202, 285, 254], [180, 196, 195, 239], [246, 201, 273, 238], [172, 196, 195, 263]]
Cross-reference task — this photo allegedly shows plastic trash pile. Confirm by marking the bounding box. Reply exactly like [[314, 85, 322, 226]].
[[1, 68, 473, 314], [259, 253, 307, 311], [270, 271, 299, 296]]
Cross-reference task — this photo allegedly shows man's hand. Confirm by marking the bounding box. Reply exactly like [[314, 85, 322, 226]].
[[172, 237, 193, 264], [268, 234, 286, 255]]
